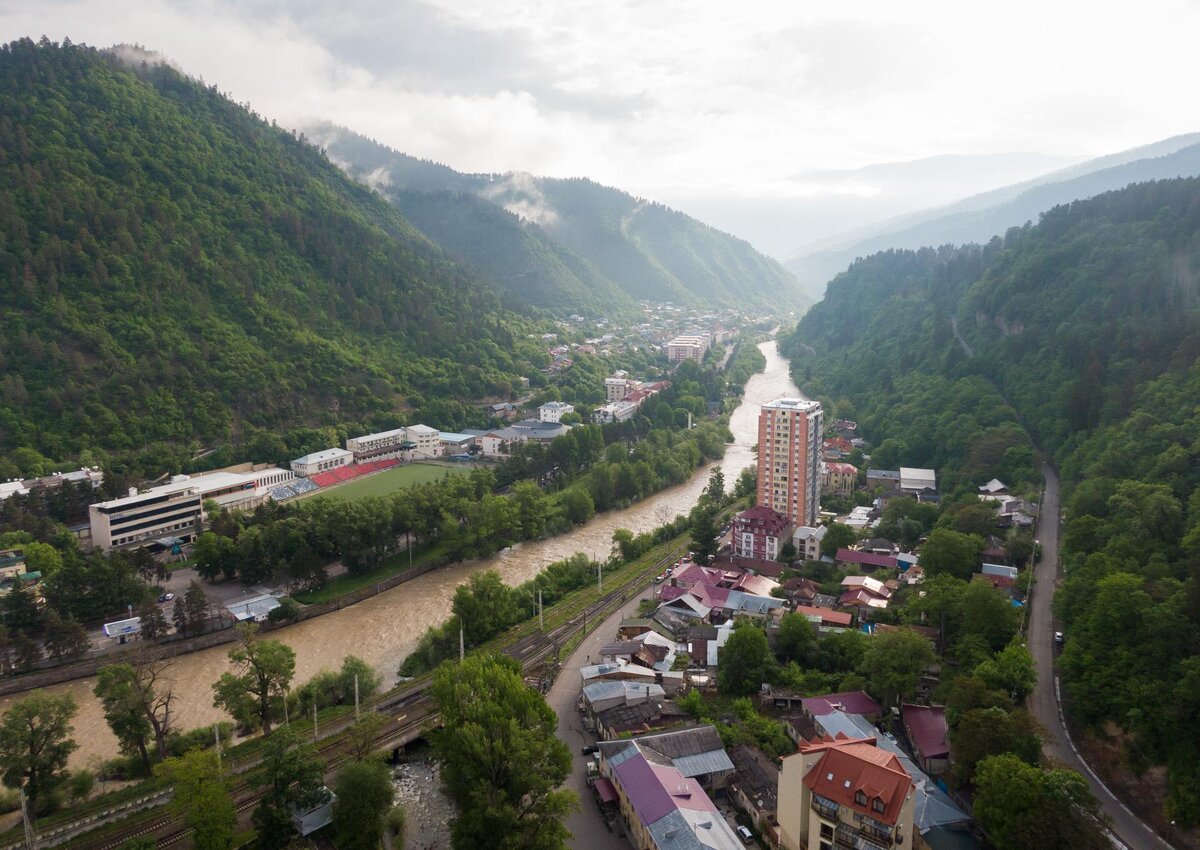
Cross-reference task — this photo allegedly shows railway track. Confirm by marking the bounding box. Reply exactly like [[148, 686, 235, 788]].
[[64, 507, 741, 849]]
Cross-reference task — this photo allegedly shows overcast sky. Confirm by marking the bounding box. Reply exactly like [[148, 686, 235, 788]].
[[4, 0, 1200, 253]]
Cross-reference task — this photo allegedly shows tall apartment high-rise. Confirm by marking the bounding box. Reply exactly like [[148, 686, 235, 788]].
[[757, 398, 823, 527]]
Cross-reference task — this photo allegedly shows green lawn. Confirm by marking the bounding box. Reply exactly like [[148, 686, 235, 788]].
[[301, 463, 468, 502]]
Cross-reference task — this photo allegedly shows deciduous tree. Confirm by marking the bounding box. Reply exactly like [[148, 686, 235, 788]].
[[432, 653, 576, 850], [158, 749, 236, 850], [212, 624, 295, 734], [0, 693, 77, 813]]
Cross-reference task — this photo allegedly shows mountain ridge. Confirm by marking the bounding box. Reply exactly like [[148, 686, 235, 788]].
[[309, 122, 812, 316]]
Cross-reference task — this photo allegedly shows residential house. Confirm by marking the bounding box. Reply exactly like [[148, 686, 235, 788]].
[[793, 605, 853, 631], [599, 733, 743, 850], [538, 401, 575, 423], [835, 549, 898, 573], [807, 710, 974, 847], [977, 478, 1009, 499], [792, 525, 827, 561], [902, 704, 950, 776], [822, 462, 858, 498], [728, 745, 780, 841], [598, 726, 735, 794], [899, 467, 937, 496], [865, 469, 900, 493], [734, 506, 794, 561], [777, 734, 916, 850]]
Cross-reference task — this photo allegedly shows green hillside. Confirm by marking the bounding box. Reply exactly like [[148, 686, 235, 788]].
[[384, 188, 641, 318], [312, 125, 810, 315], [782, 177, 1200, 823], [0, 38, 546, 474]]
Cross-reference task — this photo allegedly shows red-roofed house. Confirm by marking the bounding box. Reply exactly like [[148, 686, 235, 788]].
[[793, 605, 853, 630], [733, 506, 794, 561], [800, 691, 882, 722], [835, 548, 899, 572], [902, 704, 950, 775], [778, 735, 916, 850]]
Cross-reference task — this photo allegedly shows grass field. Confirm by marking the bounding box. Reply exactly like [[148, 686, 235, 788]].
[[302, 462, 469, 502]]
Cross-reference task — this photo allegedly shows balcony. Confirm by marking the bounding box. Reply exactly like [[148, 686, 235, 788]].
[[834, 822, 892, 850], [810, 795, 839, 822]]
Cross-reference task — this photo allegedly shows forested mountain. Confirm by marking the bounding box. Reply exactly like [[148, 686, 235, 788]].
[[781, 177, 1200, 825], [787, 134, 1200, 299], [0, 38, 549, 474], [310, 124, 810, 315]]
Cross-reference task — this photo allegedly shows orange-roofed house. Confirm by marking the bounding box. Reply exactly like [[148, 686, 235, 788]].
[[778, 735, 916, 850]]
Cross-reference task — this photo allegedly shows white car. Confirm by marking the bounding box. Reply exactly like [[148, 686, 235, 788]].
[[1054, 631, 1064, 644]]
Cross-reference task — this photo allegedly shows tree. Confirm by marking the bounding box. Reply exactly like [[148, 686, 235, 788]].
[[920, 528, 984, 580], [212, 624, 295, 734], [137, 600, 168, 640], [94, 659, 175, 769], [432, 653, 576, 850], [974, 641, 1037, 702], [172, 597, 189, 636], [184, 580, 209, 632], [956, 580, 1018, 653], [253, 726, 327, 850], [858, 627, 937, 710], [0, 693, 77, 814], [974, 754, 1107, 850], [12, 630, 41, 671], [949, 707, 1041, 786], [158, 749, 236, 850], [43, 610, 90, 662], [560, 487, 594, 524], [332, 759, 394, 850], [776, 612, 818, 665], [733, 467, 756, 499], [702, 468, 725, 506], [718, 620, 776, 696], [819, 522, 856, 559], [690, 506, 719, 565]]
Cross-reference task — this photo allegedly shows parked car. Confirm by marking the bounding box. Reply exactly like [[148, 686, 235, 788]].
[[1054, 631, 1064, 644], [581, 745, 598, 755], [736, 825, 754, 844], [158, 592, 175, 603]]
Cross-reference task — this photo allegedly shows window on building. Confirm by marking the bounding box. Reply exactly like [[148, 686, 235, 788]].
[[820, 823, 834, 840], [872, 797, 885, 813], [854, 790, 867, 806]]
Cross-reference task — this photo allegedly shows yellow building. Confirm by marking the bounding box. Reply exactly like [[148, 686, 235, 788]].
[[778, 735, 916, 850]]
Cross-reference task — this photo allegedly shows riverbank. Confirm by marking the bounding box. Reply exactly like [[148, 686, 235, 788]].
[[1, 340, 800, 769]]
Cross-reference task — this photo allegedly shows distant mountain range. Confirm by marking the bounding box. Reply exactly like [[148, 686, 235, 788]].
[[785, 133, 1200, 300], [308, 124, 812, 318]]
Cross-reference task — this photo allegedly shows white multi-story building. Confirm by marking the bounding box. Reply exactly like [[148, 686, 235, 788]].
[[665, 334, 710, 363], [757, 398, 823, 528], [346, 427, 411, 462], [593, 400, 638, 424], [537, 401, 575, 423], [405, 424, 441, 459], [290, 448, 354, 477], [605, 371, 631, 401]]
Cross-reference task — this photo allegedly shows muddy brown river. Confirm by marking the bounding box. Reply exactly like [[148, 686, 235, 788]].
[[4, 341, 801, 768]]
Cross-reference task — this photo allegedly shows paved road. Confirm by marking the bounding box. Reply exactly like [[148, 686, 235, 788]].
[[1029, 463, 1174, 850], [546, 591, 650, 850]]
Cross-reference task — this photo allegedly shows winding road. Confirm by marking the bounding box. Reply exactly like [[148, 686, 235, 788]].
[[1029, 463, 1174, 850]]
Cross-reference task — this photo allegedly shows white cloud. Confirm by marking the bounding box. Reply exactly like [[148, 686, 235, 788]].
[[3, 0, 1199, 249]]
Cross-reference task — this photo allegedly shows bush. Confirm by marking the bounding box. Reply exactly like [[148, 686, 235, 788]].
[[388, 804, 407, 842], [266, 597, 300, 622]]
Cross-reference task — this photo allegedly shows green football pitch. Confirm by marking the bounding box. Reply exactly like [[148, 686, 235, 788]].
[[301, 462, 469, 502]]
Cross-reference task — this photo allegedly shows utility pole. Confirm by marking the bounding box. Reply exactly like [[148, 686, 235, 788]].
[[538, 589, 544, 632], [313, 702, 318, 743], [354, 674, 361, 721], [598, 562, 603, 594], [213, 724, 222, 773], [19, 787, 35, 850], [459, 622, 465, 662]]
